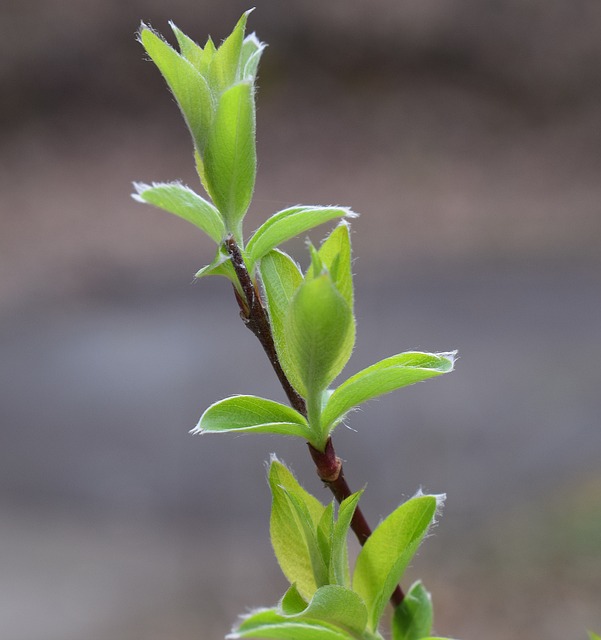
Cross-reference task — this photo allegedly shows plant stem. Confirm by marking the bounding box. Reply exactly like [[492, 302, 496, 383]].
[[225, 236, 404, 606]]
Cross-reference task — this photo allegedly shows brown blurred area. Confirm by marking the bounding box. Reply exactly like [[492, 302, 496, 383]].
[[1, 1, 600, 638]]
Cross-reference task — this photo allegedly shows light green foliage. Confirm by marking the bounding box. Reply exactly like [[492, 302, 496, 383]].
[[330, 490, 363, 587], [307, 222, 354, 307], [192, 395, 311, 439], [260, 250, 307, 395], [269, 458, 326, 599], [353, 495, 440, 631], [246, 206, 356, 268], [231, 459, 440, 639], [286, 271, 355, 403], [137, 12, 263, 240], [194, 245, 242, 295], [135, 13, 460, 640], [392, 581, 433, 640], [132, 181, 225, 242], [589, 634, 601, 640], [139, 26, 213, 152], [322, 352, 456, 433], [203, 81, 256, 240]]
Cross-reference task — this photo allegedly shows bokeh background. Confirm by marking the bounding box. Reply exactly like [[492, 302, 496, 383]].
[[1, 1, 600, 638]]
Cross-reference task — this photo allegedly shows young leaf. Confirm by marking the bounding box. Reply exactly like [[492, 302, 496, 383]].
[[316, 502, 335, 571], [353, 494, 440, 631], [132, 181, 225, 242], [139, 26, 214, 153], [322, 351, 456, 433], [169, 22, 205, 71], [281, 488, 329, 589], [229, 608, 357, 640], [208, 10, 251, 95], [194, 244, 242, 296], [203, 81, 256, 240], [286, 272, 355, 397], [311, 221, 354, 308], [260, 250, 306, 396], [239, 33, 266, 82], [297, 585, 368, 636], [269, 458, 325, 599], [392, 581, 433, 640], [280, 584, 308, 616], [191, 395, 311, 440], [246, 206, 356, 267], [330, 490, 363, 587]]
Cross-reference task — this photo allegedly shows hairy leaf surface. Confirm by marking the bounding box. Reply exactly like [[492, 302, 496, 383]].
[[392, 581, 433, 640], [246, 206, 356, 267], [323, 352, 456, 432], [139, 27, 213, 152], [353, 495, 439, 631], [269, 459, 325, 599], [260, 250, 306, 396], [132, 181, 225, 242], [286, 273, 354, 397], [192, 395, 310, 439], [203, 81, 256, 239]]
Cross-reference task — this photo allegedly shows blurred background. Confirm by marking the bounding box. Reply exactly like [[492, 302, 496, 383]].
[[1, 1, 600, 638]]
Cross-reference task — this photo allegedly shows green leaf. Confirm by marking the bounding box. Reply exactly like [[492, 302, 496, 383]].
[[132, 181, 225, 242], [191, 395, 311, 440], [260, 250, 306, 396], [330, 490, 363, 587], [298, 585, 368, 636], [240, 33, 267, 81], [139, 26, 214, 153], [169, 22, 205, 71], [589, 634, 601, 640], [286, 272, 355, 398], [317, 502, 335, 571], [281, 487, 329, 589], [208, 10, 251, 95], [392, 581, 433, 640], [230, 586, 370, 640], [280, 584, 308, 616], [310, 221, 354, 308], [203, 81, 256, 240], [229, 609, 357, 640], [322, 352, 456, 433], [353, 494, 440, 631], [246, 206, 356, 268], [194, 244, 242, 295], [269, 458, 326, 600]]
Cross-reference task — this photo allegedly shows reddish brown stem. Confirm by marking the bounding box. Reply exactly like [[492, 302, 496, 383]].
[[225, 235, 404, 607]]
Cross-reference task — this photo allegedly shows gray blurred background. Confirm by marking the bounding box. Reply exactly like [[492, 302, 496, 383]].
[[1, 1, 600, 638]]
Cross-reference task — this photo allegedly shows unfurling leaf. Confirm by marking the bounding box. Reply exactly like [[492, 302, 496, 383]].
[[138, 26, 214, 153], [309, 221, 354, 308], [194, 244, 242, 295], [203, 81, 256, 240], [392, 581, 433, 640], [228, 609, 357, 640], [269, 458, 326, 600], [260, 250, 306, 396], [322, 351, 456, 433], [286, 272, 355, 398], [330, 490, 363, 587], [229, 586, 370, 640], [353, 495, 441, 631], [192, 395, 311, 440], [207, 10, 252, 95]]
